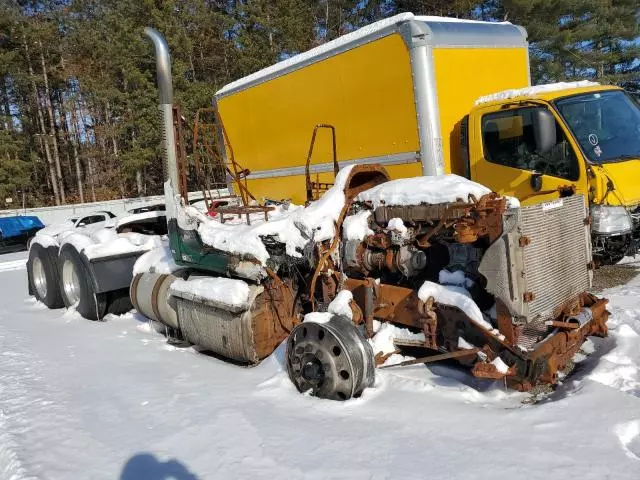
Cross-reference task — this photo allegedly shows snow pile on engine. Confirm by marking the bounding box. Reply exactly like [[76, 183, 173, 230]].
[[417, 281, 490, 330], [342, 210, 373, 241], [196, 165, 357, 265], [304, 290, 355, 324], [356, 174, 492, 208], [195, 169, 519, 266]]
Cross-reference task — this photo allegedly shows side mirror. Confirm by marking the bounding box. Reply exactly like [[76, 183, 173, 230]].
[[530, 172, 543, 192], [531, 108, 556, 155]]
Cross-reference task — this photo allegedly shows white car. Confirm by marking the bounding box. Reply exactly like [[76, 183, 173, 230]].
[[36, 211, 116, 241], [71, 210, 116, 228]]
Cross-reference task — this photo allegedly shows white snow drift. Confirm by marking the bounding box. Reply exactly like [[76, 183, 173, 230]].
[[1, 251, 640, 479]]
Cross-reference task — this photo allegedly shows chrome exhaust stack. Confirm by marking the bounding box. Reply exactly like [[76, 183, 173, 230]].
[[144, 27, 179, 217]]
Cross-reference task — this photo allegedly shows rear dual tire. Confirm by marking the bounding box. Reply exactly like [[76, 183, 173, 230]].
[[28, 243, 63, 309], [58, 246, 107, 320]]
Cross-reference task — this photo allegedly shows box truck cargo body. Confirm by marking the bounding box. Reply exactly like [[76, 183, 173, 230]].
[[215, 13, 530, 203]]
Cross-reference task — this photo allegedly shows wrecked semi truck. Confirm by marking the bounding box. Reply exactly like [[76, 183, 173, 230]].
[[129, 28, 609, 401], [215, 13, 640, 264]]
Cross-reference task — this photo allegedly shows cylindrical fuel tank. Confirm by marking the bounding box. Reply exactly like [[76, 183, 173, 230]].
[[169, 276, 299, 364], [130, 272, 182, 329]]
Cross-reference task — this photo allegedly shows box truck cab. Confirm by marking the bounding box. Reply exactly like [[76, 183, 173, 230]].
[[214, 13, 640, 263], [471, 83, 640, 263]]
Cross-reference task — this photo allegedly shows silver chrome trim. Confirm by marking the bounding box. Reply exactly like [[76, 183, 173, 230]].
[[246, 151, 419, 180], [144, 27, 179, 221], [400, 22, 445, 176], [32, 256, 47, 299], [62, 259, 81, 306], [419, 20, 528, 48]]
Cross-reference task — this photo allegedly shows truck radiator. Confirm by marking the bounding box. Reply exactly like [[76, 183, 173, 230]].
[[480, 195, 591, 350], [520, 195, 591, 324]]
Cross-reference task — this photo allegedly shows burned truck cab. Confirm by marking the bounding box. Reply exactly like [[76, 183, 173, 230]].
[[287, 176, 609, 397]]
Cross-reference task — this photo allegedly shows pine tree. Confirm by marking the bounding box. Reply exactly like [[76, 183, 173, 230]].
[[500, 0, 640, 83], [392, 0, 486, 18]]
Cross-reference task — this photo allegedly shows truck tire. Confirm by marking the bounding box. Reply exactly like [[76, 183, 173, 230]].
[[58, 245, 107, 320], [28, 243, 64, 309], [107, 288, 133, 316]]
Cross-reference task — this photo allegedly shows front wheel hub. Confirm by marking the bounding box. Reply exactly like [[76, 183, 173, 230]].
[[301, 358, 325, 385], [286, 315, 375, 401]]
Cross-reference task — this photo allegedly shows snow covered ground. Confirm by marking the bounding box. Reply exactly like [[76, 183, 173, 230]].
[[1, 250, 639, 479]]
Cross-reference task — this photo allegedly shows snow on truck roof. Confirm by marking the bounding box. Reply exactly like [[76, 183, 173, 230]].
[[216, 13, 526, 97], [475, 80, 601, 105]]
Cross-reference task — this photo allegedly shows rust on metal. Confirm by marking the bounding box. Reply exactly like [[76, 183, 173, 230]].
[[375, 350, 400, 366], [307, 165, 390, 309], [419, 297, 438, 349], [379, 348, 481, 369], [363, 277, 375, 338], [305, 124, 339, 202], [471, 361, 514, 380], [393, 338, 429, 348], [215, 205, 273, 225], [251, 274, 301, 360], [495, 299, 519, 345], [186, 106, 275, 225], [519, 236, 531, 247], [523, 292, 536, 303], [547, 320, 580, 330]]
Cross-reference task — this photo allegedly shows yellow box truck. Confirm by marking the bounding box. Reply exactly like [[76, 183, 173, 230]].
[[215, 13, 640, 263]]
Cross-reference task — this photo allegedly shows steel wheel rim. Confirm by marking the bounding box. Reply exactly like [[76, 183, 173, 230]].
[[286, 316, 374, 401], [32, 257, 47, 299], [62, 259, 81, 306]]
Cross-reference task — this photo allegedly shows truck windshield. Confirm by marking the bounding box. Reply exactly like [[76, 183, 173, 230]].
[[555, 90, 640, 164]]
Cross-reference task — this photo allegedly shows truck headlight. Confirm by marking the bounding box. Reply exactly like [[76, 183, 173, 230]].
[[590, 205, 632, 235]]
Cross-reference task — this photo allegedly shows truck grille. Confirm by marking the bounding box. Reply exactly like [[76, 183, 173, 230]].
[[518, 195, 590, 347]]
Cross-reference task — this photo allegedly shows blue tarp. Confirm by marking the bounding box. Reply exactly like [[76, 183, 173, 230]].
[[0, 216, 44, 240]]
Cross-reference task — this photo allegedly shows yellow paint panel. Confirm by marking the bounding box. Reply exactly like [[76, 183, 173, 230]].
[[432, 47, 529, 175], [218, 33, 419, 175], [596, 161, 640, 206]]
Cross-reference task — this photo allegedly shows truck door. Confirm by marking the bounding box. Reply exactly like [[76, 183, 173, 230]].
[[471, 104, 588, 205]]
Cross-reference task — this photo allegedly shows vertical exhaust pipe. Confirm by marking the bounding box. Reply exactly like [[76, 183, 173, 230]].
[[144, 27, 179, 216]]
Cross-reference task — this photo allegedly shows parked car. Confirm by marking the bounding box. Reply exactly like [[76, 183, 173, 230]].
[[71, 210, 116, 227], [127, 203, 166, 214]]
